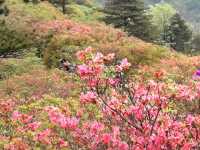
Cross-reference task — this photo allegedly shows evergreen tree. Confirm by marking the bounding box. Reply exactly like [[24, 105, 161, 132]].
[[148, 3, 176, 44], [103, 0, 154, 41], [48, 0, 68, 14], [192, 34, 200, 52], [166, 13, 192, 51]]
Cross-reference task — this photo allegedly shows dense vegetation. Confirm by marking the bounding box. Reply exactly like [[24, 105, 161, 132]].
[[1, 0, 200, 149], [145, 0, 200, 31]]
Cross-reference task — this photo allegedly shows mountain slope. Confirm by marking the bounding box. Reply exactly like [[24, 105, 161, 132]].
[[1, 0, 199, 81]]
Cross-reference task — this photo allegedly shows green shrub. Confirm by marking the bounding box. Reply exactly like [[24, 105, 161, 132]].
[[66, 4, 86, 18], [0, 20, 32, 56], [43, 34, 85, 68], [43, 36, 63, 69]]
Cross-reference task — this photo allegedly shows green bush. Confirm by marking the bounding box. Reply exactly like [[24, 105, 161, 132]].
[[43, 36, 63, 69], [43, 34, 83, 68], [0, 20, 32, 56], [66, 4, 86, 18]]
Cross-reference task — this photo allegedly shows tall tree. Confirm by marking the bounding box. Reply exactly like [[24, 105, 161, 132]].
[[61, 0, 67, 14], [148, 3, 176, 44], [103, 0, 154, 41], [166, 13, 192, 52], [48, 0, 68, 14]]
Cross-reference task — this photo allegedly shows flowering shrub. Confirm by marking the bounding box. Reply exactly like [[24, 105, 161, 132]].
[[74, 47, 200, 149], [1, 47, 200, 149], [34, 20, 92, 35]]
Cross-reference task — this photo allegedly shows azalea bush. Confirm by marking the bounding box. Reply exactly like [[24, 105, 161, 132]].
[[1, 47, 200, 149], [73, 47, 200, 149]]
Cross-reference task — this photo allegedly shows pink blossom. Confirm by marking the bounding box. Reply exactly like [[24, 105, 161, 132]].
[[12, 111, 33, 124], [119, 142, 129, 150], [120, 58, 131, 69], [27, 122, 41, 131], [46, 106, 79, 130], [36, 129, 51, 144], [116, 58, 131, 72], [181, 142, 193, 150], [77, 64, 91, 77], [186, 115, 195, 125], [102, 133, 111, 144], [12, 111, 21, 121], [80, 91, 97, 104], [90, 121, 105, 135], [58, 139, 68, 148], [108, 78, 120, 86], [76, 51, 86, 61], [93, 52, 104, 64], [85, 47, 93, 53]]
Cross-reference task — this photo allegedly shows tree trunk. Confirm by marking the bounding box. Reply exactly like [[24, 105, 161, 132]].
[[61, 0, 66, 14]]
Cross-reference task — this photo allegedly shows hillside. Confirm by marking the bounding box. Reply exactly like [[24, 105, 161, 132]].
[[1, 0, 200, 149], [1, 0, 200, 86], [1, 0, 198, 77]]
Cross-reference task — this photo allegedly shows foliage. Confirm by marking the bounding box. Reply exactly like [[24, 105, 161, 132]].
[[192, 34, 200, 54], [103, 0, 154, 42], [145, 0, 200, 32], [65, 4, 104, 22], [1, 1, 200, 148], [5, 0, 64, 21], [0, 20, 32, 56], [0, 0, 64, 56], [35, 19, 171, 68], [1, 48, 200, 149], [166, 13, 192, 52], [148, 2, 176, 44]]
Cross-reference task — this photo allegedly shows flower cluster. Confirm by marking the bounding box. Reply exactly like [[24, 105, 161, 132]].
[[46, 106, 79, 130], [74, 47, 200, 149], [4, 48, 200, 149], [34, 20, 91, 35]]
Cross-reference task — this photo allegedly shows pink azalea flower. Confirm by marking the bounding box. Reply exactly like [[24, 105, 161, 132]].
[[12, 111, 22, 121], [85, 47, 93, 53], [76, 51, 86, 61], [36, 129, 51, 145], [80, 91, 97, 104], [102, 133, 111, 144], [119, 142, 129, 150], [120, 58, 131, 69], [27, 122, 41, 131], [186, 115, 195, 125], [182, 142, 193, 150], [58, 139, 68, 148], [46, 106, 79, 130], [116, 58, 131, 72], [93, 52, 104, 64], [108, 78, 120, 86], [77, 64, 91, 76]]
